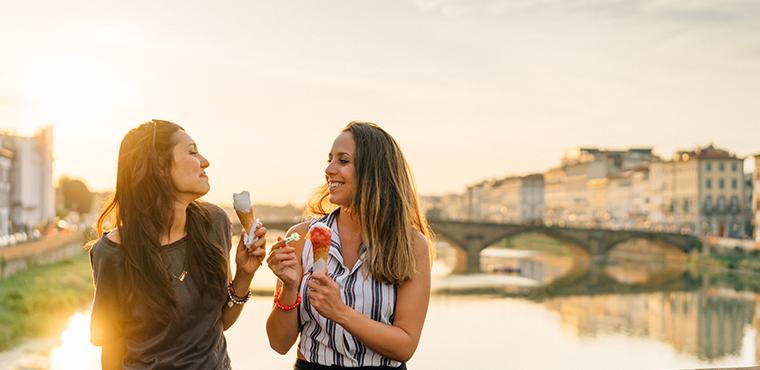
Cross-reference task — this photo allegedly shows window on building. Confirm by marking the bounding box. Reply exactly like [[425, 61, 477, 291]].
[[683, 199, 689, 212], [719, 162, 725, 171], [706, 179, 712, 189], [732, 179, 737, 189], [717, 196, 727, 212], [706, 163, 712, 171], [730, 196, 740, 213], [704, 196, 713, 212], [732, 162, 738, 171], [719, 179, 725, 189]]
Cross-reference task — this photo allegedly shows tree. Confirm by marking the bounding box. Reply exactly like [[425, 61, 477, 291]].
[[59, 177, 93, 214]]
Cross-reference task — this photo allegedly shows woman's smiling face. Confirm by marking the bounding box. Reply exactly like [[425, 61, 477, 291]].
[[325, 131, 356, 207]]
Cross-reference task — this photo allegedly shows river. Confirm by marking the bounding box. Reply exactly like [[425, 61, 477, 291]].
[[3, 234, 759, 369]]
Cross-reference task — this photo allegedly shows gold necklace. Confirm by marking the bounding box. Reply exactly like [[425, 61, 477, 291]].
[[171, 270, 188, 282]]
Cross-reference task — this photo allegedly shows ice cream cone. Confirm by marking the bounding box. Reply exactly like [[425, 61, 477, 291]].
[[233, 191, 263, 263], [308, 222, 332, 273], [235, 209, 255, 233]]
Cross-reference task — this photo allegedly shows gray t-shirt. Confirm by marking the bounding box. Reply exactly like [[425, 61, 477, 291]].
[[90, 202, 233, 370]]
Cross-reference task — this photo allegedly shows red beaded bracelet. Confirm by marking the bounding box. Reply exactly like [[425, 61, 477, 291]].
[[274, 287, 301, 311]]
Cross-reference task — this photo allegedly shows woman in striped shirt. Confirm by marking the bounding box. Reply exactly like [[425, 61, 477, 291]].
[[266, 121, 432, 369]]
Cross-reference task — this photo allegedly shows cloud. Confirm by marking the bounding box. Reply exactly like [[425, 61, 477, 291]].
[[411, 0, 760, 23], [640, 0, 760, 23], [0, 94, 20, 107]]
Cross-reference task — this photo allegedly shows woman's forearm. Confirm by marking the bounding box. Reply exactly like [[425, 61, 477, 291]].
[[266, 283, 301, 354], [101, 338, 126, 370], [336, 309, 417, 363], [222, 270, 254, 330]]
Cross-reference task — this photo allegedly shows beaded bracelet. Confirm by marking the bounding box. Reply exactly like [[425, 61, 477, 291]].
[[226, 282, 252, 308], [273, 286, 301, 311]]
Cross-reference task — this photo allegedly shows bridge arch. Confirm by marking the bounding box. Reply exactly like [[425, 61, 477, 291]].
[[607, 236, 688, 255], [430, 230, 470, 274], [251, 219, 700, 275], [602, 234, 698, 256], [481, 228, 589, 256], [426, 219, 699, 274]]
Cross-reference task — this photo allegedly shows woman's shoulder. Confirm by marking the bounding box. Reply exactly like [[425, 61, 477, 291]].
[[411, 230, 431, 259], [197, 201, 229, 222], [287, 221, 311, 237], [90, 233, 125, 266]]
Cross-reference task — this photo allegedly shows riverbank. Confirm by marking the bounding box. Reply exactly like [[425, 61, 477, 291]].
[[0, 232, 85, 279], [0, 251, 93, 350]]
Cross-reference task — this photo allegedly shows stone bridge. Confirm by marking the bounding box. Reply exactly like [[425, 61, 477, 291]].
[[427, 219, 701, 274], [237, 218, 701, 274]]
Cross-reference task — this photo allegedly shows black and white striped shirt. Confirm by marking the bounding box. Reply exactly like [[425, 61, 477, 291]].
[[298, 209, 401, 367]]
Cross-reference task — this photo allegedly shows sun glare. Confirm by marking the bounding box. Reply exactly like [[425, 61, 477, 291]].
[[49, 311, 100, 370], [22, 56, 131, 130]]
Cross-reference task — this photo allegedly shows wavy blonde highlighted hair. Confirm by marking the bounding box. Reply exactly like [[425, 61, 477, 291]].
[[306, 121, 432, 284]]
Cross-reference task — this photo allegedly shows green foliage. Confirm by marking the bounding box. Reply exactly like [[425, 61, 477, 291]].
[[493, 233, 577, 256], [59, 176, 94, 214], [0, 253, 93, 350]]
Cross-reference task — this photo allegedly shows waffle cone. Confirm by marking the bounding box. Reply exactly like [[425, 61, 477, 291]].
[[235, 209, 255, 232], [313, 243, 330, 262], [234, 208, 263, 263]]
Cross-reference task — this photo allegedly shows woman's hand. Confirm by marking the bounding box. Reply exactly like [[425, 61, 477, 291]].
[[235, 223, 267, 276], [308, 272, 349, 322], [267, 237, 301, 290]]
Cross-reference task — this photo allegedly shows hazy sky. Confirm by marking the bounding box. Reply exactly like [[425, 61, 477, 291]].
[[1, 0, 759, 205]]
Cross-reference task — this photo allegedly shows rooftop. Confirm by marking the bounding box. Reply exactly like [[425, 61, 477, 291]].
[[674, 144, 740, 162]]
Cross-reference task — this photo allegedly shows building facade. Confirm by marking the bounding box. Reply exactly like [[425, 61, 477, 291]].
[[0, 144, 13, 237], [652, 145, 748, 237], [0, 127, 55, 236], [422, 144, 752, 238], [543, 166, 567, 225], [489, 174, 544, 223], [520, 174, 544, 222], [754, 154, 760, 241], [544, 147, 657, 227], [745, 172, 754, 238], [423, 173, 544, 224], [420, 192, 470, 221]]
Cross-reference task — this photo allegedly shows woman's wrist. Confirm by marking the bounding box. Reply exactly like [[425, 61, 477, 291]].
[[280, 279, 299, 294], [232, 270, 254, 292], [226, 282, 252, 307], [234, 261, 257, 278], [274, 286, 301, 311], [334, 304, 355, 327]]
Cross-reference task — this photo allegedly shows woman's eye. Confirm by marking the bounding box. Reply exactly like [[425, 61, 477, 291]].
[[339, 159, 349, 164]]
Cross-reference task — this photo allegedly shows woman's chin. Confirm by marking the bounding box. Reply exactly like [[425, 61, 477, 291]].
[[177, 186, 210, 202], [329, 196, 349, 208]]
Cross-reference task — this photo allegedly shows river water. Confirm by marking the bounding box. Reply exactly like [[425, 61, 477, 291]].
[[3, 235, 760, 369]]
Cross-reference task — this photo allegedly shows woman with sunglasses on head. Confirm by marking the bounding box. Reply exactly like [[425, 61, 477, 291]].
[[88, 120, 267, 370], [266, 121, 433, 369]]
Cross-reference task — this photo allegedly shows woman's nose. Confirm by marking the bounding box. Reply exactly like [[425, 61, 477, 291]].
[[324, 160, 337, 175]]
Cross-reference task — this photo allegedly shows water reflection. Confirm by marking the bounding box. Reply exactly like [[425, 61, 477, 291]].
[[434, 235, 760, 364], [5, 236, 760, 369], [49, 312, 100, 370], [544, 292, 755, 361], [472, 235, 693, 296]]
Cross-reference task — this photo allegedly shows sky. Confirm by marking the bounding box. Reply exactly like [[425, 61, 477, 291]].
[[1, 0, 759, 205]]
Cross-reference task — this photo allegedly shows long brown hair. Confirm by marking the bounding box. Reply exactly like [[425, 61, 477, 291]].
[[94, 120, 227, 324], [307, 121, 432, 284]]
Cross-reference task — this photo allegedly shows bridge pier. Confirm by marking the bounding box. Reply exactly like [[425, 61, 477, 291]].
[[451, 247, 482, 274], [459, 233, 488, 274], [465, 249, 481, 274]]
